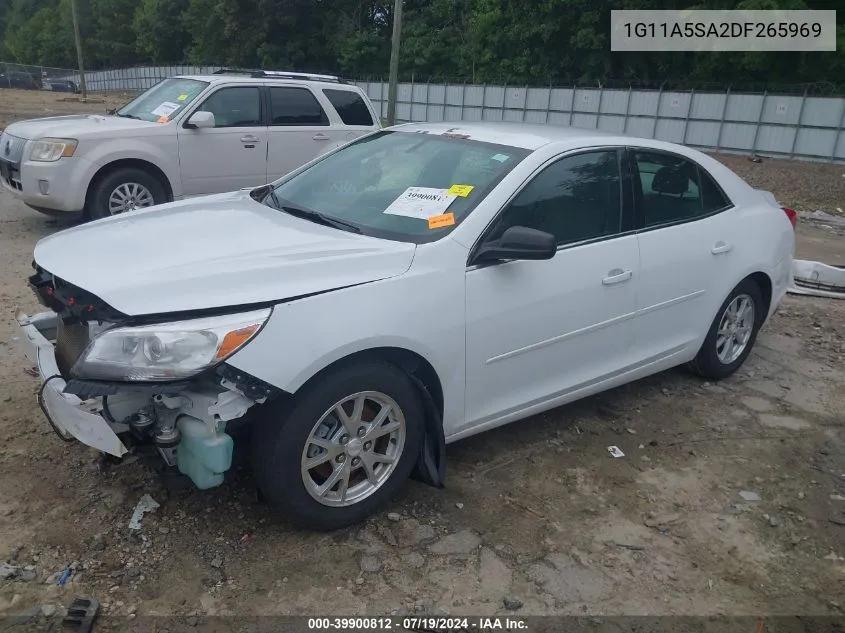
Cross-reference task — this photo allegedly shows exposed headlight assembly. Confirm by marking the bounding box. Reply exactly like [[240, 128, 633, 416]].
[[29, 138, 78, 162], [72, 308, 271, 382]]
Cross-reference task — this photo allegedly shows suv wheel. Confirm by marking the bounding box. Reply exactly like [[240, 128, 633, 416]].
[[251, 362, 424, 530], [87, 167, 167, 220]]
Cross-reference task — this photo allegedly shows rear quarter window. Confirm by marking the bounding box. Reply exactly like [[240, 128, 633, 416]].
[[323, 89, 374, 126]]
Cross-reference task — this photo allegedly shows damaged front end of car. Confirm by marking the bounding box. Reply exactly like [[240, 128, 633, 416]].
[[17, 264, 282, 490]]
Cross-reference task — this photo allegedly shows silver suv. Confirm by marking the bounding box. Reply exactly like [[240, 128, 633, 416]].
[[0, 69, 381, 221]]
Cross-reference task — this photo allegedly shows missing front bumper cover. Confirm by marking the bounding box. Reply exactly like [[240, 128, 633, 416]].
[[17, 310, 129, 457]]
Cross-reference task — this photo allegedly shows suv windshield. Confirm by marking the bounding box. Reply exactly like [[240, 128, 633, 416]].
[[116, 78, 208, 122], [267, 130, 530, 243]]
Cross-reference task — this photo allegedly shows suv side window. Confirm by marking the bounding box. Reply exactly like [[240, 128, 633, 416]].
[[632, 150, 731, 227], [322, 89, 374, 126], [492, 150, 623, 247], [269, 87, 329, 126], [199, 87, 261, 128]]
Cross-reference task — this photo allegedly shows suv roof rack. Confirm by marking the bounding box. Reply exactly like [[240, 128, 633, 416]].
[[212, 68, 343, 83]]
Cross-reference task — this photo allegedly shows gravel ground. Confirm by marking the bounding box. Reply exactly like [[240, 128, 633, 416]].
[[715, 153, 845, 215], [0, 91, 844, 629]]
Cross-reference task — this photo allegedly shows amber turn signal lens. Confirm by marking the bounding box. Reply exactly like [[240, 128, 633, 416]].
[[215, 324, 260, 360]]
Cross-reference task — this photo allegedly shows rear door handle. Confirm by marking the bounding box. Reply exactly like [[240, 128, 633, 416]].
[[711, 241, 733, 255], [602, 269, 633, 285], [240, 135, 260, 143], [312, 133, 330, 141]]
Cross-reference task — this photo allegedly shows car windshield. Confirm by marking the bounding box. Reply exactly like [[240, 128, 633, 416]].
[[116, 78, 208, 122], [266, 130, 531, 243]]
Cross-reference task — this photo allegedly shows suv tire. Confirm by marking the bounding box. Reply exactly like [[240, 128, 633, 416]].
[[87, 167, 167, 220]]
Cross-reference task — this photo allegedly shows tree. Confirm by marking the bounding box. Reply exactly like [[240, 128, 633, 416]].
[[1, 0, 843, 87], [133, 0, 190, 63]]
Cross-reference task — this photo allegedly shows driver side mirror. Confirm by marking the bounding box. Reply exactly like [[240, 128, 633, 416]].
[[185, 111, 215, 129], [472, 226, 556, 265]]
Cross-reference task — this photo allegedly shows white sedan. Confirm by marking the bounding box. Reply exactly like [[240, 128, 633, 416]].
[[17, 122, 795, 530]]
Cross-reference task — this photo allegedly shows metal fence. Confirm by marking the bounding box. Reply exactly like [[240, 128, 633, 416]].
[[359, 80, 845, 164], [0, 62, 224, 92], [3, 62, 844, 163]]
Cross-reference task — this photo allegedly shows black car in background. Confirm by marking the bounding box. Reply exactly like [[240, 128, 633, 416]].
[[0, 71, 40, 90], [42, 78, 79, 93]]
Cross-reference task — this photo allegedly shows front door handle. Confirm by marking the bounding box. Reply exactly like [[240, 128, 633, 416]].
[[312, 133, 331, 141], [240, 135, 260, 143], [711, 241, 733, 255], [602, 269, 633, 285]]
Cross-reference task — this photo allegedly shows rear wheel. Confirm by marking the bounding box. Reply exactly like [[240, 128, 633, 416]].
[[251, 362, 424, 530], [87, 167, 167, 220], [688, 278, 764, 380]]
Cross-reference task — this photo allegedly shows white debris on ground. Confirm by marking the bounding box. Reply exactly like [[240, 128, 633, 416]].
[[128, 495, 160, 531], [789, 260, 845, 300]]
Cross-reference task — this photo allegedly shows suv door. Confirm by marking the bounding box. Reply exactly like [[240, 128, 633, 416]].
[[176, 85, 268, 195], [462, 149, 639, 432], [628, 148, 736, 362], [265, 86, 346, 181]]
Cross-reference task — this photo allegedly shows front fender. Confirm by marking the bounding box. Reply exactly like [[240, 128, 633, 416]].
[[83, 140, 181, 198]]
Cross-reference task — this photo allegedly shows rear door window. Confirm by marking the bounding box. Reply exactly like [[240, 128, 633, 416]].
[[631, 150, 731, 227], [323, 89, 374, 126], [269, 87, 329, 126]]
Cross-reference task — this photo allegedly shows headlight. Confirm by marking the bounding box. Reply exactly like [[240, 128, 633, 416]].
[[29, 138, 78, 162], [72, 308, 271, 382]]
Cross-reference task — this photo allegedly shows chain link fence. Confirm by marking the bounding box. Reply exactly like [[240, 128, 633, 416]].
[[0, 62, 85, 92]]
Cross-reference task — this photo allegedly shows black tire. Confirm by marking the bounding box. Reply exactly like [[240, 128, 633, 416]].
[[251, 362, 424, 531], [688, 278, 764, 380], [86, 167, 167, 221]]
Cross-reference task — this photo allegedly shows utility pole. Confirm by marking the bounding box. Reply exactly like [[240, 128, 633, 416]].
[[386, 0, 403, 125], [70, 0, 88, 100]]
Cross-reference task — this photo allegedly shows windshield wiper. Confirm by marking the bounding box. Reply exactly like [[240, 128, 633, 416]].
[[280, 205, 363, 234], [115, 112, 142, 120], [264, 191, 361, 234]]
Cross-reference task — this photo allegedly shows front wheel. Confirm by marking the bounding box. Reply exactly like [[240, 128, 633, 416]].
[[87, 167, 167, 220], [688, 278, 764, 380], [251, 362, 424, 530]]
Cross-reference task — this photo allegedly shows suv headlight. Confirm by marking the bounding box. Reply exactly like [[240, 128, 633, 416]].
[[29, 138, 78, 162], [72, 308, 271, 382]]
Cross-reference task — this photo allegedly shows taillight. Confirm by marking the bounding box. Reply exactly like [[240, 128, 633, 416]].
[[783, 207, 797, 229]]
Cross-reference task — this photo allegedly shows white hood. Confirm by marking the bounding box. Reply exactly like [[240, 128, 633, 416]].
[[5, 114, 162, 140], [33, 191, 416, 316]]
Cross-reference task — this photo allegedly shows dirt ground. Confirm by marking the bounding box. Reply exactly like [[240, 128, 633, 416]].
[[0, 90, 133, 129], [0, 90, 844, 626]]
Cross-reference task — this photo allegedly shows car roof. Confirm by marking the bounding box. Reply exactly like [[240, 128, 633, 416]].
[[389, 121, 721, 162], [390, 121, 621, 150], [173, 74, 363, 91]]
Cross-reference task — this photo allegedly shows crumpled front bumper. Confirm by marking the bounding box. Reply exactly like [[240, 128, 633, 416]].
[[15, 310, 128, 457]]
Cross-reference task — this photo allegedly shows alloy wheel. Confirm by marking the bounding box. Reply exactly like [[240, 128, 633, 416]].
[[108, 182, 155, 215], [715, 293, 755, 364], [300, 391, 406, 507]]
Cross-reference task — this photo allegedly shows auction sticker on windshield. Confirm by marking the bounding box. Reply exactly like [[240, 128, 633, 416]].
[[383, 187, 457, 220], [447, 184, 474, 197], [428, 212, 455, 229], [151, 101, 180, 118]]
